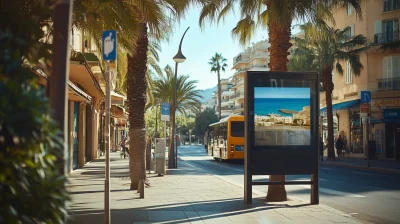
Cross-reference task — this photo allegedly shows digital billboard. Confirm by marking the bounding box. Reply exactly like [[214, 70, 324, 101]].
[[254, 87, 311, 146]]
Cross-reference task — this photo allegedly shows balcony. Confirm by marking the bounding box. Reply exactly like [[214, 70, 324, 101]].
[[374, 30, 400, 44], [377, 77, 400, 91], [384, 0, 400, 12]]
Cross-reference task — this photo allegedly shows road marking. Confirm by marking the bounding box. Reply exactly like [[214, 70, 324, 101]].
[[352, 171, 384, 177], [298, 185, 365, 198]]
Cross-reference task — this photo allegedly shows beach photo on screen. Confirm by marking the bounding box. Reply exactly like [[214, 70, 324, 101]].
[[254, 87, 311, 146]]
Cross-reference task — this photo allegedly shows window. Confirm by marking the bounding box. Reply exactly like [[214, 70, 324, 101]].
[[384, 0, 400, 12], [230, 121, 244, 137], [347, 3, 353, 15], [345, 61, 353, 84], [383, 56, 400, 79]]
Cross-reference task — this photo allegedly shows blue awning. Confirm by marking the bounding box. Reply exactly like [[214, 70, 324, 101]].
[[320, 99, 360, 112]]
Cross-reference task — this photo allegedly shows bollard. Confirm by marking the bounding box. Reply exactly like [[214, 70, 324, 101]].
[[138, 179, 144, 198]]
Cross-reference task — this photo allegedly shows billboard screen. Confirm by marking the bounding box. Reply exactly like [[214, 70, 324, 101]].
[[254, 87, 311, 146]]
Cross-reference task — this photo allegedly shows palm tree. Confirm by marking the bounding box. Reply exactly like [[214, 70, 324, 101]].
[[199, 0, 363, 202], [292, 23, 367, 159], [209, 53, 227, 120], [153, 65, 202, 163], [152, 65, 203, 146], [125, 0, 197, 190]]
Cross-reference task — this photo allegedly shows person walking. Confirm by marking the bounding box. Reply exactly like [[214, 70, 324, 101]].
[[336, 135, 345, 159]]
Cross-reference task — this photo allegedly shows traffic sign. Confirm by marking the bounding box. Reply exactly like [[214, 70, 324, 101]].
[[161, 102, 170, 121], [360, 103, 370, 117], [360, 91, 371, 104], [102, 30, 117, 61]]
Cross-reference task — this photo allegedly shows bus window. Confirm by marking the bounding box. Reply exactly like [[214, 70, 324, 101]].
[[231, 121, 244, 137]]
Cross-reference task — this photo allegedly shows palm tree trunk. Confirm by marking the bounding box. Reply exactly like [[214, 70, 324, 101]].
[[267, 19, 292, 71], [265, 15, 292, 202], [146, 135, 152, 170], [217, 71, 221, 120], [323, 65, 335, 159], [127, 22, 148, 190]]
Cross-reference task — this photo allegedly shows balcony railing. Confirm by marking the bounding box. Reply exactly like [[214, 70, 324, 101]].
[[384, 0, 400, 12], [377, 77, 400, 91], [374, 30, 400, 44]]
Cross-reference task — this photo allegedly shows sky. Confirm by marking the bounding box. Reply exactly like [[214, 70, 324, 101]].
[[157, 5, 268, 90], [254, 87, 310, 99]]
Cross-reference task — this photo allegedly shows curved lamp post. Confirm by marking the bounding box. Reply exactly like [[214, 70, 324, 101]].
[[169, 27, 189, 169]]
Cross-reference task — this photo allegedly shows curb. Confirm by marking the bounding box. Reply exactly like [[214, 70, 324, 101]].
[[321, 162, 400, 174]]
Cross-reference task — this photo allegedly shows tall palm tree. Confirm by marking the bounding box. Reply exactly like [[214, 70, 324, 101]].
[[199, 0, 363, 202], [292, 23, 367, 159], [124, 0, 194, 190], [209, 53, 227, 120]]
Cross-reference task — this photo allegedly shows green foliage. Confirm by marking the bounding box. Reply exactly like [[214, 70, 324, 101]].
[[152, 65, 203, 114], [198, 0, 363, 46], [0, 0, 69, 223], [291, 22, 367, 90], [194, 108, 219, 137]]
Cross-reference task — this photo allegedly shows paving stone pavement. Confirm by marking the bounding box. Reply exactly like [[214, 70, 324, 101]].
[[66, 152, 364, 224]]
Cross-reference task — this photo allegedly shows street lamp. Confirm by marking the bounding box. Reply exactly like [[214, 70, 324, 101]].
[[169, 27, 189, 169]]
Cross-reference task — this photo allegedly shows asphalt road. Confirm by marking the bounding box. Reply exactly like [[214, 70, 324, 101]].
[[177, 145, 400, 224]]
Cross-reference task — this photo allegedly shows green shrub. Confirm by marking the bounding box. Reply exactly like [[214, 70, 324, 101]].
[[0, 0, 69, 223]]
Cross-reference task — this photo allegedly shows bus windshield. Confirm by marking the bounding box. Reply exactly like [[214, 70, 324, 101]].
[[231, 121, 244, 137]]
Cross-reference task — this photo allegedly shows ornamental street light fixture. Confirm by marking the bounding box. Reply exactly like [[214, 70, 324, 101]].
[[169, 27, 189, 169]]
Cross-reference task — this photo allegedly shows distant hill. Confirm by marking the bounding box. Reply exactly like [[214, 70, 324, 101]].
[[199, 85, 217, 102]]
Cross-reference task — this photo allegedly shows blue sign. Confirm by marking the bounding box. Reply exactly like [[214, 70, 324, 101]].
[[102, 30, 117, 61], [384, 109, 400, 119], [161, 103, 170, 115], [360, 91, 371, 104], [161, 103, 170, 121]]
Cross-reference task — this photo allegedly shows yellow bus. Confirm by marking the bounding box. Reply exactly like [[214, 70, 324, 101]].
[[206, 115, 244, 161]]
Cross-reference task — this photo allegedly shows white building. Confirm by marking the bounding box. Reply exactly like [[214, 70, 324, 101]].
[[231, 40, 270, 115]]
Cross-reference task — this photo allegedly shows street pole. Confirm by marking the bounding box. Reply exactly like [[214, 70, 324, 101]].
[[50, 0, 72, 176], [171, 26, 190, 169], [104, 62, 111, 224], [170, 61, 178, 168]]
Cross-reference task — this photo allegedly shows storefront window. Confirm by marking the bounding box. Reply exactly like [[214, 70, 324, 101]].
[[350, 111, 363, 153]]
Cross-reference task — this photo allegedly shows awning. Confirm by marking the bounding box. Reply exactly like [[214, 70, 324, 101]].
[[111, 105, 127, 119], [111, 91, 126, 105], [320, 99, 360, 112], [69, 51, 104, 99]]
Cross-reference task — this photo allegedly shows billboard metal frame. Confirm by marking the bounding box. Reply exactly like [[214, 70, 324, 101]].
[[244, 71, 320, 205]]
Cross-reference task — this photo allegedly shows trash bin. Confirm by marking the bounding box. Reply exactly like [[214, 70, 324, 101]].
[[368, 140, 376, 160]]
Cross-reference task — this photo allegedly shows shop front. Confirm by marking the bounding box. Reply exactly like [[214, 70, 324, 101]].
[[370, 105, 400, 160], [321, 99, 360, 155]]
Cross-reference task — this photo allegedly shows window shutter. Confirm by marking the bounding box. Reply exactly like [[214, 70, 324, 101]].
[[374, 20, 382, 35], [350, 24, 355, 37]]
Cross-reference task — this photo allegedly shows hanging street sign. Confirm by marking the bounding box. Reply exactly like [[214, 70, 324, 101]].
[[161, 102, 170, 121], [102, 30, 117, 61]]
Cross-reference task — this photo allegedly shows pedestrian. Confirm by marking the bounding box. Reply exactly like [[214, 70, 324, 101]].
[[320, 137, 324, 161], [336, 135, 345, 159]]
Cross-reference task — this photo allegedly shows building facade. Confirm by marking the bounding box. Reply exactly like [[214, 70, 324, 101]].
[[231, 40, 270, 115], [321, 0, 400, 160], [34, 28, 127, 173]]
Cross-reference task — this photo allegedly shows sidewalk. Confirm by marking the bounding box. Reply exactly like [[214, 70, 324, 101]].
[[67, 152, 364, 224], [321, 156, 400, 174]]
